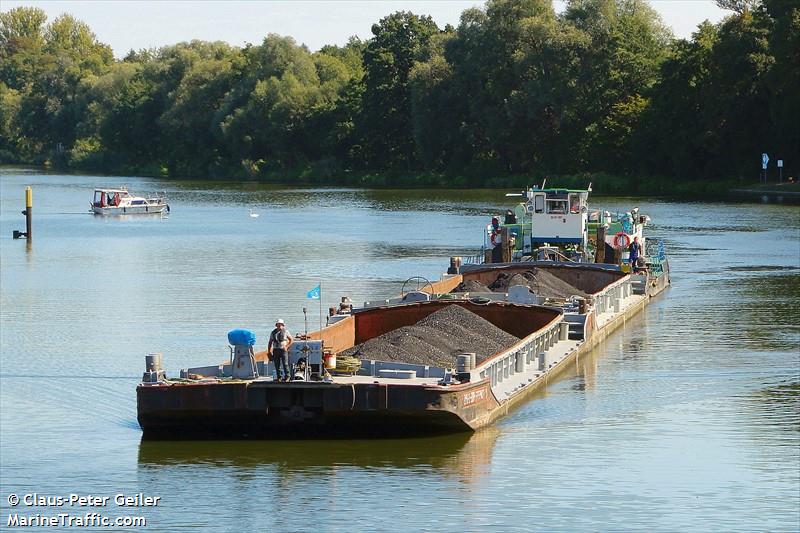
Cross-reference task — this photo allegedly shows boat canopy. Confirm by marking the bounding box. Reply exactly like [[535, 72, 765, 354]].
[[529, 187, 590, 194], [93, 188, 130, 194]]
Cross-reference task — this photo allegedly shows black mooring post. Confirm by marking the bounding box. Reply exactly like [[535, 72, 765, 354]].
[[25, 185, 32, 239], [13, 186, 32, 240]]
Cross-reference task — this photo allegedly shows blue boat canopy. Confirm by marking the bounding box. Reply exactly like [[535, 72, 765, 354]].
[[227, 329, 256, 346]]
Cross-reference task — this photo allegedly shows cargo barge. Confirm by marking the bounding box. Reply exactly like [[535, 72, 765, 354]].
[[137, 186, 669, 438]]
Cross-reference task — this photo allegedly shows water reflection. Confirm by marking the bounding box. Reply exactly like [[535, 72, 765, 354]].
[[162, 180, 372, 210], [369, 243, 479, 260], [138, 428, 500, 482], [726, 265, 800, 272], [743, 381, 800, 436], [727, 273, 800, 349]]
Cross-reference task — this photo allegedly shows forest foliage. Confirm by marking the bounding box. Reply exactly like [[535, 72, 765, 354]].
[[0, 0, 797, 188]]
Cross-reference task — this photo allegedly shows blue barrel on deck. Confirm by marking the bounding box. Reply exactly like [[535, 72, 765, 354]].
[[227, 329, 256, 346]]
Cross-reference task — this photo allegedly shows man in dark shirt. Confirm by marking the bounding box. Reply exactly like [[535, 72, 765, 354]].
[[629, 236, 641, 271], [268, 319, 294, 382], [490, 217, 503, 263]]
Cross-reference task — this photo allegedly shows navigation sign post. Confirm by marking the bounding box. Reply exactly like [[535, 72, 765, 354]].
[[777, 159, 783, 183], [762, 153, 769, 183]]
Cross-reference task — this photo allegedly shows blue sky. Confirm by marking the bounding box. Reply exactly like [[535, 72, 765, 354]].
[[4, 1, 729, 57]]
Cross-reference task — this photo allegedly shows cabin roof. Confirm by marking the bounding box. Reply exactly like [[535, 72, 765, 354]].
[[531, 187, 589, 194]]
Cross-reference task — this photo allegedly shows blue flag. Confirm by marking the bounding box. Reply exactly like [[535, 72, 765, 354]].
[[306, 284, 321, 299]]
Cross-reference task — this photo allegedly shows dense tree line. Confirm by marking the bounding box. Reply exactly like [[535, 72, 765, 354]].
[[0, 0, 797, 186]]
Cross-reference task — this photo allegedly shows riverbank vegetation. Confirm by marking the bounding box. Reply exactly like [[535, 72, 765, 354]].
[[1, 0, 797, 190]]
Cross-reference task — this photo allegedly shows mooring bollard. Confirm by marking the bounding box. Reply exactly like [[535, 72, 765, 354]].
[[12, 186, 32, 240], [559, 321, 570, 341], [456, 352, 475, 382], [142, 353, 166, 383]]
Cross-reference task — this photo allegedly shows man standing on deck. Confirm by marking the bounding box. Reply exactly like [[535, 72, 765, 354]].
[[629, 236, 641, 271], [268, 319, 294, 382], [490, 217, 503, 263]]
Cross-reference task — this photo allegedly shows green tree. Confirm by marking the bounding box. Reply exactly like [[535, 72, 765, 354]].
[[443, 0, 561, 173], [218, 35, 333, 173], [157, 42, 243, 176], [0, 82, 22, 161], [359, 11, 440, 170], [639, 9, 775, 181], [504, 11, 590, 173], [762, 0, 799, 178], [409, 30, 465, 170], [0, 6, 47, 90], [636, 23, 719, 178], [306, 40, 365, 169], [8, 13, 113, 164], [564, 0, 671, 172], [78, 61, 162, 170]]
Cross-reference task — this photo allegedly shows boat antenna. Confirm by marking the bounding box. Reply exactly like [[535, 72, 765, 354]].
[[541, 178, 547, 190], [302, 307, 310, 381]]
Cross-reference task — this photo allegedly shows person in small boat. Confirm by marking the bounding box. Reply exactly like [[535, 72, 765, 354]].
[[629, 236, 641, 271], [490, 217, 503, 263], [268, 319, 294, 382]]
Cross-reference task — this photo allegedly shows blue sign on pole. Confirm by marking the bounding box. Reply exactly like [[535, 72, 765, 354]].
[[762, 153, 769, 170]]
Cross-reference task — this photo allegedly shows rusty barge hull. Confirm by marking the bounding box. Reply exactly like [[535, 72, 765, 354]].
[[137, 263, 669, 438], [138, 380, 497, 438]]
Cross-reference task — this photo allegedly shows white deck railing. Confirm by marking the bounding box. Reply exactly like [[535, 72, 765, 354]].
[[475, 316, 563, 391]]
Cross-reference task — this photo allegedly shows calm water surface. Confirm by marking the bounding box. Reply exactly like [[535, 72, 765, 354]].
[[1, 170, 798, 532]]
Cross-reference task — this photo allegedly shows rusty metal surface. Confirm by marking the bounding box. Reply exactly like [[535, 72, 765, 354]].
[[137, 377, 498, 438], [460, 263, 625, 295], [427, 275, 463, 294], [353, 300, 560, 344], [308, 314, 355, 353]]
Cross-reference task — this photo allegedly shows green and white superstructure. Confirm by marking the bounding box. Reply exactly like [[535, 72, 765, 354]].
[[485, 185, 656, 269]]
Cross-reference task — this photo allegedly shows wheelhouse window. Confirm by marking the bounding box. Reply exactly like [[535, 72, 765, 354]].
[[546, 198, 568, 214], [569, 193, 581, 213], [533, 194, 545, 213]]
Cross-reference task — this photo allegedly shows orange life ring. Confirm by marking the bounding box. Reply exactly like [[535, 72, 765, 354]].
[[613, 232, 631, 249]]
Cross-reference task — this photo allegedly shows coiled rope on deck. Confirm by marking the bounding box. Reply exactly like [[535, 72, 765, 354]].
[[335, 355, 362, 374]]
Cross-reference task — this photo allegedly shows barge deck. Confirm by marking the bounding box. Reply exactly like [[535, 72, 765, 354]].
[[137, 261, 669, 438]]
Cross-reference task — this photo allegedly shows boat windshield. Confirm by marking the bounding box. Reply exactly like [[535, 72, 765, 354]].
[[546, 198, 568, 214], [94, 190, 121, 207]]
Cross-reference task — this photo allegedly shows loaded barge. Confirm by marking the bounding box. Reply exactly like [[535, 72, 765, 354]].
[[137, 186, 669, 438]]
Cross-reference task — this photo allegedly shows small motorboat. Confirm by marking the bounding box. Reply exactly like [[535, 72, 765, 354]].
[[90, 187, 169, 215], [249, 209, 260, 218]]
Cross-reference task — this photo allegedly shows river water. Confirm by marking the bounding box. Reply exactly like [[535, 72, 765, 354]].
[[1, 170, 798, 532]]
